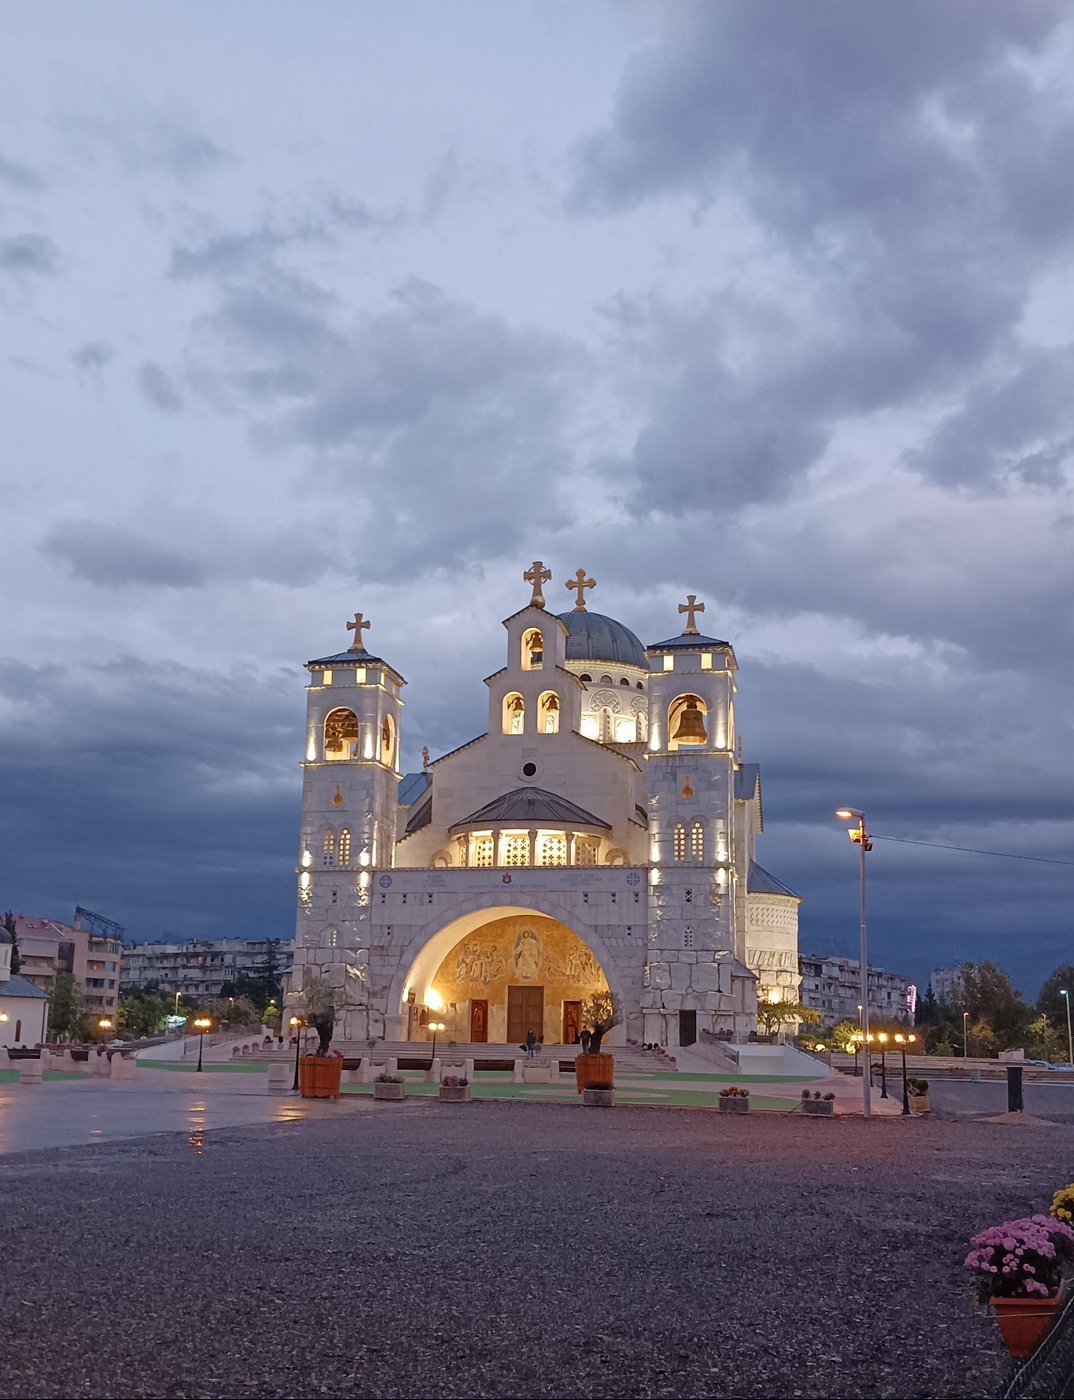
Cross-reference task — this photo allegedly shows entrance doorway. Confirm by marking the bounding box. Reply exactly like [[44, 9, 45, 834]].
[[562, 1000, 582, 1045], [679, 1009, 697, 1047], [507, 985, 544, 1045], [469, 999, 488, 1043]]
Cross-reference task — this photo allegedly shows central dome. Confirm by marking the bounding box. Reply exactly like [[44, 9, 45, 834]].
[[556, 610, 647, 669]]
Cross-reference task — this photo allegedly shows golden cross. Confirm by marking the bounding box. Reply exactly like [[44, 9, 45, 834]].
[[565, 567, 595, 611], [347, 612, 371, 650], [678, 594, 705, 635], [523, 560, 552, 609]]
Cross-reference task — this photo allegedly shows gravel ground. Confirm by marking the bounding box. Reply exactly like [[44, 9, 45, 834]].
[[0, 1101, 1069, 1400]]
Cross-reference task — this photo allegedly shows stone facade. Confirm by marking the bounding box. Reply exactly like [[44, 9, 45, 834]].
[[286, 574, 801, 1049]]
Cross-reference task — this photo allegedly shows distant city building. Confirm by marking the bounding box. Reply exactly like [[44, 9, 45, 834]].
[[798, 952, 913, 1025], [14, 915, 122, 1027], [930, 965, 964, 1003], [0, 923, 49, 1048], [120, 937, 293, 999]]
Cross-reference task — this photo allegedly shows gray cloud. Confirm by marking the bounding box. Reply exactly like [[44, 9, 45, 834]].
[[87, 112, 234, 181], [138, 360, 184, 413], [71, 340, 116, 375], [0, 152, 45, 191], [39, 520, 206, 589], [0, 232, 61, 277]]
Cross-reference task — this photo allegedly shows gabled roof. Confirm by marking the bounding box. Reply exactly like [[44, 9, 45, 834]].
[[747, 860, 800, 900], [306, 648, 407, 684], [0, 974, 49, 1000], [405, 800, 433, 836], [397, 772, 431, 808], [449, 786, 611, 831], [647, 632, 732, 651]]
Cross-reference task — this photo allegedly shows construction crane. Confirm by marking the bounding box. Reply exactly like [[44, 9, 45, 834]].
[[73, 905, 126, 940]]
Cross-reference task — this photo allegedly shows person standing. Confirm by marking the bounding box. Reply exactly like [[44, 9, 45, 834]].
[[525, 1028, 537, 1059], [579, 1026, 592, 1055]]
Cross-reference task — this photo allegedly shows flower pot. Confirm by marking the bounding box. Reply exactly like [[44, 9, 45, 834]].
[[991, 1289, 1064, 1358], [373, 1081, 406, 1102], [575, 1053, 614, 1094], [801, 1098, 834, 1116], [299, 1055, 343, 1099], [909, 1094, 930, 1115], [583, 1087, 615, 1108], [718, 1096, 750, 1114], [439, 1085, 471, 1103]]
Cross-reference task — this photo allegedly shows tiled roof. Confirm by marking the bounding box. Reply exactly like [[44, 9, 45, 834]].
[[0, 974, 49, 1000], [647, 632, 731, 650]]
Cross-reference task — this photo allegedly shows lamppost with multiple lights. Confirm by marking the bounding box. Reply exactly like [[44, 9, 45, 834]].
[[1061, 989, 1073, 1066], [193, 1016, 212, 1071], [836, 807, 872, 1118], [290, 1015, 305, 1091], [894, 1032, 918, 1115]]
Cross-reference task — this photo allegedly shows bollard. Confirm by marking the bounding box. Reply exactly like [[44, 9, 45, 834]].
[[110, 1055, 136, 1081], [18, 1059, 44, 1085], [1007, 1064, 1024, 1113], [266, 1062, 291, 1094]]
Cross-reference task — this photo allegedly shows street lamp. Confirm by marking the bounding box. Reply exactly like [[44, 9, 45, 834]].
[[97, 1017, 113, 1035], [894, 1033, 918, 1116], [193, 1016, 212, 1072], [877, 1032, 889, 1099], [857, 1003, 863, 1029], [290, 1015, 305, 1091], [836, 807, 873, 1118], [1061, 990, 1073, 1066], [428, 1019, 446, 1061], [963, 1010, 970, 1059]]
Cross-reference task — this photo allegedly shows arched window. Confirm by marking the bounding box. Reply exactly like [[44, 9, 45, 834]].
[[538, 832, 568, 866], [538, 691, 560, 734], [668, 694, 708, 749], [322, 829, 336, 867], [619, 677, 630, 687], [673, 822, 687, 862], [502, 692, 525, 735], [522, 629, 544, 670], [600, 674, 613, 685], [381, 713, 395, 764], [500, 832, 529, 866], [598, 707, 614, 743], [690, 820, 704, 863], [326, 925, 338, 949], [575, 837, 599, 866], [579, 673, 592, 683], [324, 708, 359, 761], [471, 835, 494, 867], [631, 697, 647, 743], [636, 681, 644, 690], [338, 828, 352, 866]]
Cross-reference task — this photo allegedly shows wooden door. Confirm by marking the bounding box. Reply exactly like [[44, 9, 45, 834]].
[[469, 999, 488, 1043], [507, 985, 544, 1045], [679, 1009, 697, 1047], [562, 1000, 582, 1045]]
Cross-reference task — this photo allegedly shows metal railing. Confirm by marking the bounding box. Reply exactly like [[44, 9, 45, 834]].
[[999, 1287, 1074, 1398], [699, 1030, 739, 1064]]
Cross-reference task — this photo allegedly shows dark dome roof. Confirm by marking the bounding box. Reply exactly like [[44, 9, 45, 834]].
[[555, 610, 647, 669]]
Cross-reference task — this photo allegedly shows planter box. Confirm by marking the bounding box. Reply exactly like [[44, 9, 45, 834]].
[[583, 1087, 615, 1108], [992, 1286, 1064, 1359], [299, 1056, 343, 1099], [801, 1099, 834, 1116], [373, 1081, 407, 1102], [438, 1085, 471, 1103], [575, 1053, 614, 1094], [909, 1094, 931, 1115], [718, 1096, 750, 1114]]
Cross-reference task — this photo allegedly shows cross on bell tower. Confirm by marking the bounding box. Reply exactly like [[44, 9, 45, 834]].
[[565, 568, 595, 612], [678, 594, 705, 635], [347, 612, 371, 651], [523, 560, 552, 609]]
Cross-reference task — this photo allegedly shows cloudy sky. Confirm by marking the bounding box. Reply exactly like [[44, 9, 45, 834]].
[[4, 1, 1074, 994]]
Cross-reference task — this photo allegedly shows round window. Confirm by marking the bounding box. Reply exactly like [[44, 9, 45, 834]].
[[522, 762, 538, 778]]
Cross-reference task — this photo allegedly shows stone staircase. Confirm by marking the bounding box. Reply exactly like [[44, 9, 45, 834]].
[[330, 1040, 676, 1075]]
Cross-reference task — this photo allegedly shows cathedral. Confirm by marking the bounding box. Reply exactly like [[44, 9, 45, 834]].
[[284, 565, 800, 1051]]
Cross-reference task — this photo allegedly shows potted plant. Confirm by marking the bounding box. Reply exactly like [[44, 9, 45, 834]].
[[583, 1080, 615, 1108], [294, 976, 345, 1099], [965, 1214, 1074, 1357], [718, 1086, 750, 1114], [575, 992, 621, 1093], [907, 1077, 930, 1114], [439, 1074, 471, 1103], [800, 1089, 836, 1117], [1050, 1182, 1074, 1225], [373, 1071, 406, 1102]]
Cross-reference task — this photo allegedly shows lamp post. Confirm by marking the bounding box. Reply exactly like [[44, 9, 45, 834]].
[[1061, 990, 1073, 1066], [836, 808, 872, 1118], [877, 1032, 889, 1099], [895, 1033, 917, 1116], [193, 1016, 212, 1072], [857, 1003, 863, 1029], [963, 1010, 970, 1059], [290, 1015, 304, 1091], [428, 1020, 446, 1061]]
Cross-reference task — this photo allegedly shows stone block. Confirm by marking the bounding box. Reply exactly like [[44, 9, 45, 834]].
[[18, 1059, 43, 1085], [110, 1055, 137, 1081], [649, 962, 671, 991], [267, 1063, 291, 1093], [670, 963, 692, 992], [425, 1057, 441, 1084], [692, 962, 724, 992], [662, 992, 683, 1011]]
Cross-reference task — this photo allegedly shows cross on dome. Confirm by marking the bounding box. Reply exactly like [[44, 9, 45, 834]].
[[523, 560, 552, 609], [347, 612, 371, 651], [678, 594, 705, 635], [565, 567, 595, 612]]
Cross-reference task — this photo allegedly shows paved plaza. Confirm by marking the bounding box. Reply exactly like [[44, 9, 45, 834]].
[[1, 1084, 1072, 1399]]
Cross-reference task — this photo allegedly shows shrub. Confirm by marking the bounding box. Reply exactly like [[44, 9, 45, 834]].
[[965, 1216, 1074, 1300], [442, 1075, 468, 1088], [719, 1086, 750, 1098], [375, 1072, 404, 1084], [907, 1077, 929, 1095]]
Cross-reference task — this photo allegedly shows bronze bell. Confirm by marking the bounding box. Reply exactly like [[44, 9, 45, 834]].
[[672, 697, 707, 743], [544, 694, 559, 711]]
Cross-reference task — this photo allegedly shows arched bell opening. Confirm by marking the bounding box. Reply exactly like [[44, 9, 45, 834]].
[[668, 693, 708, 750]]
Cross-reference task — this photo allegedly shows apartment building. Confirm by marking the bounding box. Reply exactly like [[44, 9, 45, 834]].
[[120, 937, 293, 999], [798, 952, 914, 1025], [14, 916, 122, 1025]]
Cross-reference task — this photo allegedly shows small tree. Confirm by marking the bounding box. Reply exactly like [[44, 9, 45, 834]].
[[829, 1019, 861, 1052], [3, 911, 19, 976], [756, 999, 821, 1038], [49, 973, 89, 1041], [1026, 1013, 1065, 1063], [580, 990, 621, 1054], [118, 991, 167, 1038], [294, 976, 343, 1056]]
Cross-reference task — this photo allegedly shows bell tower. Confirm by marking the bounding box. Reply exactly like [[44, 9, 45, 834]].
[[642, 596, 740, 1047], [288, 612, 405, 1026]]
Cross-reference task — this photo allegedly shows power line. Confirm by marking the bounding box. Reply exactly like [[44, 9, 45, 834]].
[[873, 834, 1074, 868]]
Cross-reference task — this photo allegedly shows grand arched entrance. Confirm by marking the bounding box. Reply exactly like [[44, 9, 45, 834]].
[[395, 908, 612, 1046]]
